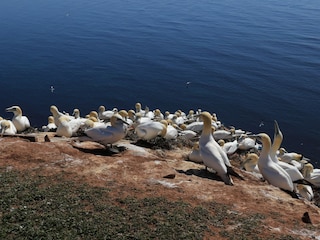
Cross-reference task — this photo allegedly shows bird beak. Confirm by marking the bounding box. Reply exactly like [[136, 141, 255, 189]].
[[301, 157, 310, 163], [274, 120, 280, 136], [5, 107, 14, 112], [119, 118, 129, 125]]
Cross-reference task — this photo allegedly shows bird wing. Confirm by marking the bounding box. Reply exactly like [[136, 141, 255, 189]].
[[200, 141, 227, 174]]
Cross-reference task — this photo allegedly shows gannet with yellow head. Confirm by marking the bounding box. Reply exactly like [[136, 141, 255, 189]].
[[85, 113, 129, 146], [6, 105, 30, 132], [0, 119, 17, 135], [199, 111, 234, 185], [252, 133, 295, 193]]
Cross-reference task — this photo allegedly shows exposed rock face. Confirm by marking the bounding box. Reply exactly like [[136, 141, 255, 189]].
[[0, 135, 319, 239]]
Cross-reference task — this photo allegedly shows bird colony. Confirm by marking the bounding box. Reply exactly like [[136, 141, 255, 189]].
[[1, 103, 319, 203]]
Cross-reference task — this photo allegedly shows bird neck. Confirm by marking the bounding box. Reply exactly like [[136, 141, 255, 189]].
[[202, 118, 212, 136], [159, 125, 167, 137], [271, 134, 282, 156], [302, 168, 312, 178], [260, 138, 271, 161], [13, 110, 22, 117]]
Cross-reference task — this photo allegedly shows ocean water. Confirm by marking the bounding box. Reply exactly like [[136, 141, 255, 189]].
[[0, 0, 319, 167]]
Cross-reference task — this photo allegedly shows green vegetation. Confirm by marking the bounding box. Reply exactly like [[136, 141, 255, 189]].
[[0, 169, 301, 240]]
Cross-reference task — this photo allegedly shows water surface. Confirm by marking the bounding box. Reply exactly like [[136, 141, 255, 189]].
[[0, 0, 319, 166]]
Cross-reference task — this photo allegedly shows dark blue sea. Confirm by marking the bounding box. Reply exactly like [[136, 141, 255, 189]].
[[0, 0, 319, 167]]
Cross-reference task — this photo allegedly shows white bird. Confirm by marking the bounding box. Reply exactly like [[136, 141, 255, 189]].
[[98, 106, 118, 122], [85, 111, 99, 120], [135, 102, 145, 115], [199, 112, 234, 185], [240, 153, 261, 174], [296, 184, 314, 201], [153, 109, 164, 121], [186, 110, 196, 123], [82, 118, 108, 130], [135, 121, 166, 140], [278, 148, 304, 163], [55, 116, 73, 137], [134, 112, 152, 125], [144, 106, 154, 119], [72, 108, 89, 124], [178, 124, 197, 140], [188, 142, 203, 163], [185, 118, 218, 133], [185, 121, 204, 133], [42, 116, 57, 132], [229, 127, 250, 138], [172, 113, 185, 126], [212, 128, 233, 141], [302, 163, 320, 188], [162, 121, 178, 140], [237, 135, 256, 151], [127, 110, 136, 122], [270, 120, 305, 184], [218, 139, 238, 155], [0, 119, 17, 135], [72, 108, 81, 119], [50, 105, 72, 126], [164, 111, 175, 120], [5, 106, 30, 132], [118, 110, 133, 127], [253, 133, 294, 193], [85, 113, 128, 146]]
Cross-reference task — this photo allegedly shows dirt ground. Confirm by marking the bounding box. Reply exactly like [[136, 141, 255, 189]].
[[0, 133, 319, 239]]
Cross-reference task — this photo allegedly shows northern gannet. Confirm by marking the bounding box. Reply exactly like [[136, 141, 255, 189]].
[[212, 128, 233, 141], [6, 106, 30, 132], [302, 163, 320, 188], [135, 120, 166, 140], [135, 102, 145, 115], [55, 112, 87, 137], [162, 121, 178, 140], [237, 135, 256, 151], [218, 139, 238, 155], [172, 113, 185, 126], [50, 105, 72, 126], [41, 116, 57, 132], [253, 133, 295, 193], [0, 119, 17, 135], [178, 124, 197, 140], [199, 112, 234, 185], [56, 116, 73, 137], [185, 121, 204, 133], [296, 184, 314, 201], [72, 108, 81, 119], [186, 110, 196, 123], [271, 120, 305, 184], [188, 142, 203, 163], [98, 106, 118, 122], [240, 153, 261, 174], [278, 148, 303, 163], [85, 113, 128, 146], [118, 110, 133, 126], [153, 109, 164, 120], [144, 106, 154, 119]]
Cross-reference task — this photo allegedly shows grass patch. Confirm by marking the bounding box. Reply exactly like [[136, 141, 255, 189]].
[[0, 169, 212, 239], [0, 169, 302, 239]]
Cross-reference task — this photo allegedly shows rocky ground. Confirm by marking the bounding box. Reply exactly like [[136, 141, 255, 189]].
[[0, 132, 319, 239]]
